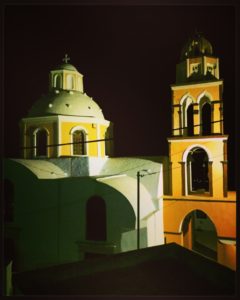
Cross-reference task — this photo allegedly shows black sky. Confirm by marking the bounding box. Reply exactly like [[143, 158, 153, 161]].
[[3, 4, 236, 188]]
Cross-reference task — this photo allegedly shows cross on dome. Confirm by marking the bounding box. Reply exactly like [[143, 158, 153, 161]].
[[62, 54, 70, 64]]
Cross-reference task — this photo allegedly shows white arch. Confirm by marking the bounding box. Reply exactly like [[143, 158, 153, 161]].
[[180, 94, 195, 135], [69, 125, 87, 135], [180, 93, 195, 106], [182, 143, 213, 162], [197, 90, 213, 104], [178, 209, 218, 235], [33, 127, 50, 136], [70, 126, 88, 156], [182, 144, 212, 196], [54, 74, 62, 89]]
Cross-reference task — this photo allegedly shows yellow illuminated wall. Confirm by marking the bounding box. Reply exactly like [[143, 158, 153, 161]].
[[20, 117, 57, 158], [169, 137, 227, 198], [171, 82, 223, 136], [60, 121, 109, 157], [21, 116, 110, 159]]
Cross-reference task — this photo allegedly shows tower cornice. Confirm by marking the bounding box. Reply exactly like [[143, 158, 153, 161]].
[[167, 135, 228, 143], [171, 80, 223, 90]]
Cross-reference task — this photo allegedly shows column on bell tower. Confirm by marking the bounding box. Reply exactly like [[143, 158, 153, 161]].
[[172, 104, 181, 136], [212, 101, 223, 134], [193, 103, 200, 135]]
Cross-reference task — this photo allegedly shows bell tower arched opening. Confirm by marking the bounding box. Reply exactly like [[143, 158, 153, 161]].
[[187, 147, 209, 194], [201, 101, 212, 135], [187, 104, 194, 136]]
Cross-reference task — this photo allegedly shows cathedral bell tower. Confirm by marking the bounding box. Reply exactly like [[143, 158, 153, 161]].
[[170, 33, 226, 198], [163, 33, 236, 270]]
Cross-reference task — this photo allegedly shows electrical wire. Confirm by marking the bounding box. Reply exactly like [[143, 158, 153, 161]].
[[20, 137, 114, 149], [172, 119, 224, 131]]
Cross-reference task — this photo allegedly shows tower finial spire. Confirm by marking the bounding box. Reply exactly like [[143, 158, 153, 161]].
[[63, 54, 70, 64]]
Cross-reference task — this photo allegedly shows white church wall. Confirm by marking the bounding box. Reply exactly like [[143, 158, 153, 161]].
[[4, 160, 61, 271], [16, 179, 61, 271], [57, 177, 136, 261], [4, 158, 165, 271], [146, 210, 164, 247], [121, 228, 148, 252], [88, 157, 109, 176], [4, 160, 139, 270]]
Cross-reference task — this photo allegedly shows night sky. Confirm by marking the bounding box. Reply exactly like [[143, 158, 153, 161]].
[[4, 4, 236, 188]]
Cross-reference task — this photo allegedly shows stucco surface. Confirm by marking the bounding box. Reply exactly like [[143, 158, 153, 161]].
[[97, 175, 155, 219], [11, 159, 67, 179], [28, 90, 104, 119]]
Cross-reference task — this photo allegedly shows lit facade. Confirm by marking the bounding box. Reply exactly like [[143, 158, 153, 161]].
[[4, 56, 164, 276], [163, 33, 236, 270], [3, 34, 237, 296]]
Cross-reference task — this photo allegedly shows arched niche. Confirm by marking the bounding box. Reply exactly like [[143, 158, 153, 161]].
[[86, 196, 107, 241]]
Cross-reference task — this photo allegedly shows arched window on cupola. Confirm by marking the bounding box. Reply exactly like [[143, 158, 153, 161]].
[[187, 147, 209, 194], [72, 129, 86, 155], [35, 128, 48, 157], [67, 74, 74, 90], [201, 101, 212, 135], [86, 196, 107, 241], [54, 74, 62, 89]]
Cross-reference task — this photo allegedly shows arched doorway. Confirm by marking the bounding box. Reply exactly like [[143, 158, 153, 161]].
[[182, 210, 217, 260], [187, 147, 209, 194]]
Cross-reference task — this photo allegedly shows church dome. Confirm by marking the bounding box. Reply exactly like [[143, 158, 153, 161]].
[[180, 33, 213, 60], [55, 63, 77, 71], [28, 90, 105, 119]]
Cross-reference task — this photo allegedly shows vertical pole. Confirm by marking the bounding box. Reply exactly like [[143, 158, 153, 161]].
[[137, 171, 140, 250]]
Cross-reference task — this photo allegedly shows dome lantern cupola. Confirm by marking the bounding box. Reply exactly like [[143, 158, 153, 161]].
[[180, 32, 213, 61], [49, 54, 84, 92], [176, 32, 220, 84]]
